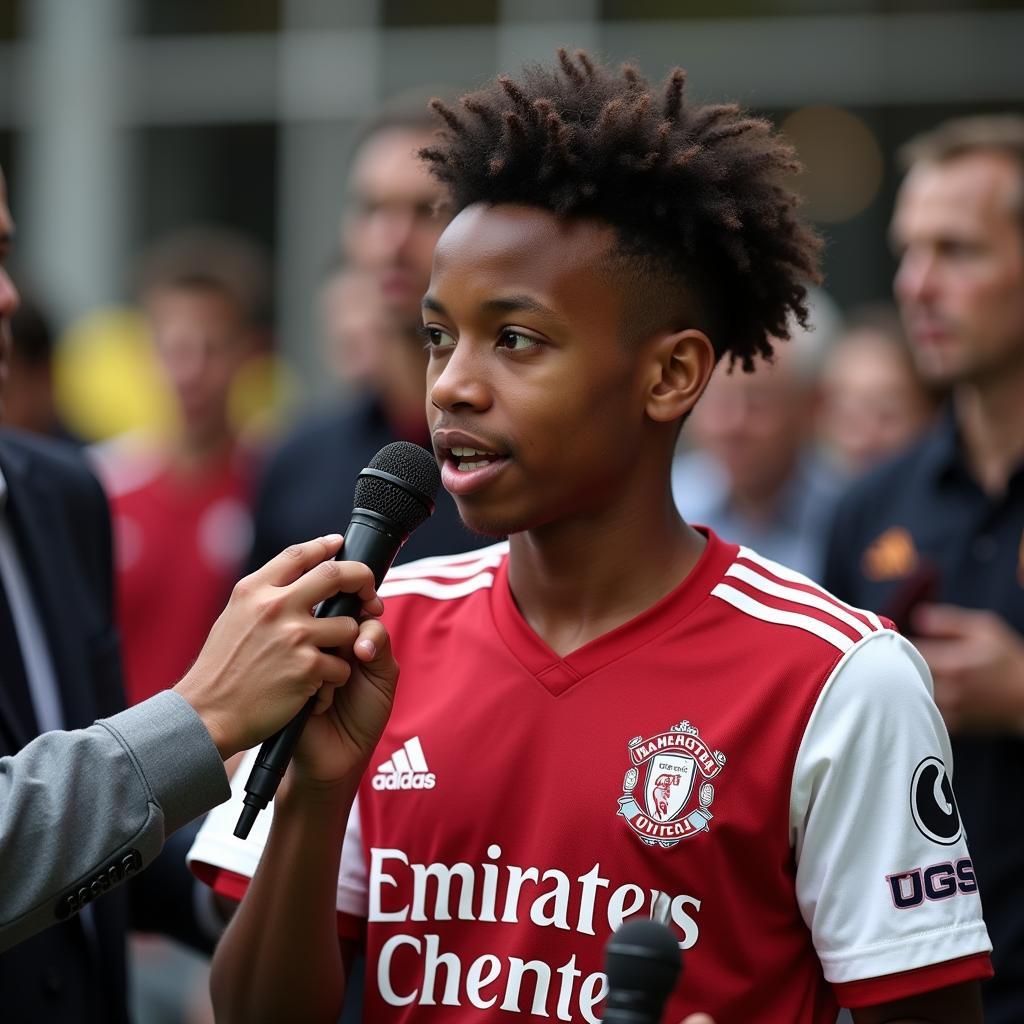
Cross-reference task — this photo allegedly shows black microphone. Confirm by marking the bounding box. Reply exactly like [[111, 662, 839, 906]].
[[602, 919, 683, 1023], [233, 441, 441, 839]]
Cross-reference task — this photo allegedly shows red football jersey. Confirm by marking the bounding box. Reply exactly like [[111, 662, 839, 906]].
[[98, 441, 255, 705], [191, 530, 991, 1022]]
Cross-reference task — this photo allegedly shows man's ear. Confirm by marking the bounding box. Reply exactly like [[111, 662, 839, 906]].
[[645, 329, 716, 423]]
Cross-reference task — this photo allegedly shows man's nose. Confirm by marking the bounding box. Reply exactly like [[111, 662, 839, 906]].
[[429, 341, 490, 414], [0, 268, 20, 319], [894, 248, 937, 307], [376, 208, 417, 258]]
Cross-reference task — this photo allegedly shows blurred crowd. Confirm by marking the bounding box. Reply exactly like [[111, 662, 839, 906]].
[[2, 87, 1024, 1023]]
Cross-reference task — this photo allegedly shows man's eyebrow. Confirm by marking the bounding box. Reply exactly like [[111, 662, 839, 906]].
[[422, 293, 566, 323], [481, 295, 564, 321]]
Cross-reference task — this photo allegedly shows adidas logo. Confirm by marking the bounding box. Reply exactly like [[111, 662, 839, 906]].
[[372, 736, 436, 791]]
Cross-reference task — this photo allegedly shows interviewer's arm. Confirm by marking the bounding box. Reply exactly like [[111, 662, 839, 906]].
[[0, 536, 375, 951], [0, 690, 224, 952]]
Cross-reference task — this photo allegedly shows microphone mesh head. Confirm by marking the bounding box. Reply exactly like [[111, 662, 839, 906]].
[[604, 919, 682, 1008], [353, 442, 441, 533]]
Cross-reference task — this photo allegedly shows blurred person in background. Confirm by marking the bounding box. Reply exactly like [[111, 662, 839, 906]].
[[85, 228, 272, 1024], [819, 304, 941, 477], [247, 99, 477, 570], [1, 297, 80, 443], [92, 228, 267, 709], [671, 289, 842, 580], [319, 262, 391, 392], [823, 114, 1024, 1023]]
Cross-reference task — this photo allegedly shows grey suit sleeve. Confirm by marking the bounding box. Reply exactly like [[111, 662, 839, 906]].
[[0, 689, 229, 952]]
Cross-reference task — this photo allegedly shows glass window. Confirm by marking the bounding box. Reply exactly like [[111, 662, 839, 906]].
[[133, 122, 277, 257], [138, 0, 281, 35]]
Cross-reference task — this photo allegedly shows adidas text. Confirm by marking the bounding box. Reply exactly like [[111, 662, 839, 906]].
[[373, 771, 436, 791]]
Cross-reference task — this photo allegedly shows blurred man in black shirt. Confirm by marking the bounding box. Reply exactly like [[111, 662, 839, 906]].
[[824, 115, 1024, 1024]]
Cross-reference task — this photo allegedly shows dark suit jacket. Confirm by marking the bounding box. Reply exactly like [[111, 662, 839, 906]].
[[0, 430, 211, 1024]]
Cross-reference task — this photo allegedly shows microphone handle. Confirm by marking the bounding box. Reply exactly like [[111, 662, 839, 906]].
[[234, 510, 406, 839], [601, 1006, 664, 1023]]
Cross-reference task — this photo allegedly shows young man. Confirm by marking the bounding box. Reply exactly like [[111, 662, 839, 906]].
[[94, 229, 267, 706], [191, 54, 992, 1023], [823, 116, 1024, 1023]]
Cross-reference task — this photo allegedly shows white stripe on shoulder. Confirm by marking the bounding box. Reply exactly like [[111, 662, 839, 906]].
[[379, 571, 495, 601], [737, 546, 884, 631], [384, 553, 504, 582], [383, 541, 508, 580], [725, 563, 871, 639], [712, 583, 854, 653]]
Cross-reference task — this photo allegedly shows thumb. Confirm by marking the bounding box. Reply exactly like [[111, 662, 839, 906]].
[[354, 619, 397, 687], [911, 602, 976, 639]]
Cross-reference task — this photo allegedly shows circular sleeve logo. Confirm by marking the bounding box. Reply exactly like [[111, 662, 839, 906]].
[[910, 757, 962, 845]]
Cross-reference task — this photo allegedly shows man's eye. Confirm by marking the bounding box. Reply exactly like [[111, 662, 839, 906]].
[[498, 330, 538, 352], [940, 241, 977, 259], [421, 326, 455, 350]]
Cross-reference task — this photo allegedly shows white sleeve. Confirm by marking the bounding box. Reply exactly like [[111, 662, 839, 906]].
[[186, 746, 369, 917], [791, 630, 991, 986]]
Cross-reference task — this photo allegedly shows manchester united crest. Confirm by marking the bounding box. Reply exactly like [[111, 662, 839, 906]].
[[617, 721, 726, 848]]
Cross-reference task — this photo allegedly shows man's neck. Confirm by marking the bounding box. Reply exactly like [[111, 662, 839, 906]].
[[729, 484, 788, 527], [955, 361, 1024, 495], [170, 426, 234, 476], [506, 487, 705, 659]]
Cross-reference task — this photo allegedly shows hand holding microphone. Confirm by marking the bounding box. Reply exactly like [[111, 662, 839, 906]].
[[172, 534, 377, 760], [234, 442, 440, 838]]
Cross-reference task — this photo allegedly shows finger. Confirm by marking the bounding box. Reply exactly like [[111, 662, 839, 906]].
[[912, 603, 977, 639], [313, 651, 353, 687], [353, 619, 395, 680], [247, 535, 344, 588], [308, 615, 361, 653], [912, 638, 965, 675], [931, 675, 962, 719], [312, 681, 343, 715], [681, 1015, 717, 1024], [288, 558, 378, 612]]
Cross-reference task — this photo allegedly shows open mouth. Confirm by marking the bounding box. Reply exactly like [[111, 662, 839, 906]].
[[447, 446, 504, 472]]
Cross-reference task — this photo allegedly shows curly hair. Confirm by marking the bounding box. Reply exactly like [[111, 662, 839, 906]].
[[420, 49, 822, 370]]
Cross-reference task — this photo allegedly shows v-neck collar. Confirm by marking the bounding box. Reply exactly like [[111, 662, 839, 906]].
[[488, 528, 737, 696]]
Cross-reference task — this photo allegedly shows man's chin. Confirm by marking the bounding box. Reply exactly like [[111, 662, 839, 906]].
[[459, 516, 511, 542], [911, 350, 962, 388]]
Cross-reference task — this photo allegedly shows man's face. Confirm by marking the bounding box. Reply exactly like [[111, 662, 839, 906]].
[[688, 347, 816, 505], [343, 128, 447, 329], [820, 330, 935, 474], [892, 152, 1024, 387], [144, 284, 251, 438], [0, 171, 20, 406], [423, 203, 655, 539]]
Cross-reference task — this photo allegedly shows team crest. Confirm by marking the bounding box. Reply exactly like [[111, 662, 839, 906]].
[[617, 721, 726, 848]]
